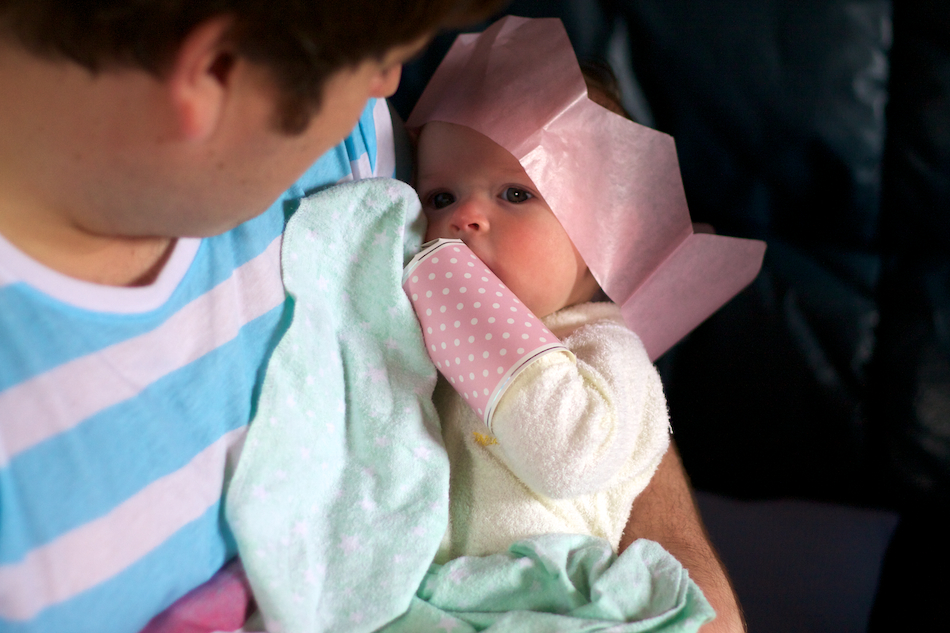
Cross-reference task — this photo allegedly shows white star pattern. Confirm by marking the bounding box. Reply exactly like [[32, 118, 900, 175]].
[[447, 566, 469, 584], [340, 535, 360, 554], [413, 445, 432, 460], [437, 617, 463, 632], [414, 384, 431, 397], [385, 184, 404, 202]]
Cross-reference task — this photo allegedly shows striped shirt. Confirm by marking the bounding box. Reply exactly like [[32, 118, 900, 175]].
[[0, 99, 394, 633]]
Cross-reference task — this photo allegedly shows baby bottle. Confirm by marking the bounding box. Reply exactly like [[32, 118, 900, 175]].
[[403, 238, 571, 430]]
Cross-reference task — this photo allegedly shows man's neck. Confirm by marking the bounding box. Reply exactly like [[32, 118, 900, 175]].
[[0, 42, 179, 287], [0, 210, 176, 287]]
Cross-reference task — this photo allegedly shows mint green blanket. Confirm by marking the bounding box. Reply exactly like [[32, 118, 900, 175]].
[[226, 178, 713, 633]]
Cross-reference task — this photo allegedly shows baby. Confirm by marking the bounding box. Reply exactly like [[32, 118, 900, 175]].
[[413, 76, 671, 562]]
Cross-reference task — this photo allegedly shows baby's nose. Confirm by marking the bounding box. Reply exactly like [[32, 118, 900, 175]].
[[450, 199, 490, 233]]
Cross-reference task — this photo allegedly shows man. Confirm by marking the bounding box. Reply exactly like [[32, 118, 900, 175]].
[[0, 2, 741, 631]]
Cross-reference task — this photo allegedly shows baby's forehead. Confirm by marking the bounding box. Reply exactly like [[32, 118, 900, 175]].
[[416, 122, 529, 177]]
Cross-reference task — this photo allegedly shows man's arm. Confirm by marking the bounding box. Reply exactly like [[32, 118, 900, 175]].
[[620, 443, 746, 633]]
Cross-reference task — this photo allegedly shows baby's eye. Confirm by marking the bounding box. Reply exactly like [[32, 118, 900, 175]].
[[502, 187, 533, 204], [430, 192, 455, 209]]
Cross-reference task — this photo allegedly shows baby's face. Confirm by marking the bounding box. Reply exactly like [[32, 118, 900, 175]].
[[416, 122, 599, 318]]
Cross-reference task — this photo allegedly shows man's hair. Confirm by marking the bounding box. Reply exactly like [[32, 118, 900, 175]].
[[0, 0, 506, 133]]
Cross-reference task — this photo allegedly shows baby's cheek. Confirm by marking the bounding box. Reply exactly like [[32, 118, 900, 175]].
[[423, 217, 449, 242], [419, 209, 432, 241]]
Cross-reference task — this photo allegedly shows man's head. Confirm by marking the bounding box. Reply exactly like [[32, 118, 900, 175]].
[[0, 0, 504, 133], [0, 0, 504, 244]]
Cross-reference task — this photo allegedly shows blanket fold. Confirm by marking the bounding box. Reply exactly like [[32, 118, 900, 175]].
[[386, 537, 713, 632]]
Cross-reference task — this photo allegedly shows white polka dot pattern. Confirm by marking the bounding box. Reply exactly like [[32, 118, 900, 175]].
[[403, 239, 568, 429]]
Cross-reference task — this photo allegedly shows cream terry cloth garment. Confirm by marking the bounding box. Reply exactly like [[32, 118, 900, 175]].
[[435, 301, 671, 561]]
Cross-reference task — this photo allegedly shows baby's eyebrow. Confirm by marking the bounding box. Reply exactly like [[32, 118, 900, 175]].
[[412, 169, 439, 184]]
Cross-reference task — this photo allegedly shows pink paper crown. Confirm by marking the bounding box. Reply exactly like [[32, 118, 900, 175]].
[[407, 16, 766, 360]]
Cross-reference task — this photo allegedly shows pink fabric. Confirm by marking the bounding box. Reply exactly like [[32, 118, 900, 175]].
[[407, 16, 766, 360], [140, 559, 253, 633], [404, 239, 568, 428]]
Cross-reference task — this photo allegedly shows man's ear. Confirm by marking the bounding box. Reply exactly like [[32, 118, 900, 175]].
[[166, 15, 236, 141]]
